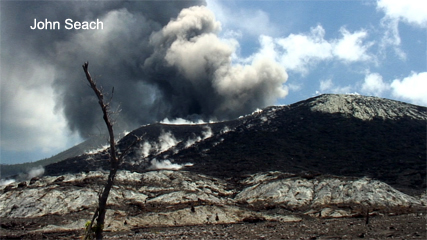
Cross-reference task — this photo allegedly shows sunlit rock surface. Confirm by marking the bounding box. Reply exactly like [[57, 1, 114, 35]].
[[236, 175, 421, 208], [1, 170, 424, 233], [308, 94, 426, 120]]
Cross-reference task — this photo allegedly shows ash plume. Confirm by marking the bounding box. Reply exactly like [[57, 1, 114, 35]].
[[1, 1, 288, 140], [144, 6, 288, 121]]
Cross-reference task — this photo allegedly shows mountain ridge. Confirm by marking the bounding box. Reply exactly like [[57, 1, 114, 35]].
[[3, 94, 423, 179], [2, 94, 426, 238], [43, 94, 427, 195], [308, 94, 426, 120]]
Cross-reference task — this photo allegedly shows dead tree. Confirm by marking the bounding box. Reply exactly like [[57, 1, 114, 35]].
[[82, 62, 139, 240]]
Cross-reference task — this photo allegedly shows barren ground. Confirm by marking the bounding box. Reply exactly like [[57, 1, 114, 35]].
[[2, 213, 425, 239]]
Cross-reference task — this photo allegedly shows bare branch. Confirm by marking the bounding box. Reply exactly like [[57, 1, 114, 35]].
[[82, 62, 118, 166], [82, 62, 122, 239], [108, 87, 115, 103]]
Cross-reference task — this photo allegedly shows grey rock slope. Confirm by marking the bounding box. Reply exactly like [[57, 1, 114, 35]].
[[1, 94, 426, 236], [44, 94, 427, 195], [1, 170, 424, 234], [309, 94, 426, 120]]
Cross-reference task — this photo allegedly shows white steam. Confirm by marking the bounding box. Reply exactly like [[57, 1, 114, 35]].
[[220, 126, 232, 134], [86, 144, 109, 155], [184, 137, 199, 149], [0, 179, 16, 186], [161, 118, 207, 125], [0, 166, 45, 186], [140, 141, 153, 158], [201, 126, 213, 139], [121, 130, 130, 137], [252, 108, 263, 114], [148, 159, 191, 170], [184, 126, 213, 149], [138, 131, 181, 158], [158, 131, 180, 152], [136, 124, 216, 162], [27, 166, 45, 179]]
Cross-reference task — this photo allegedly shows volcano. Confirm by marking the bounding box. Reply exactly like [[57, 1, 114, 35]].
[[45, 94, 427, 195], [2, 94, 427, 239]]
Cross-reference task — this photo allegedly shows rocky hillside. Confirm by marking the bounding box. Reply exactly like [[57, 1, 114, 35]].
[[2, 94, 426, 238], [45, 94, 427, 195], [1, 170, 425, 237]]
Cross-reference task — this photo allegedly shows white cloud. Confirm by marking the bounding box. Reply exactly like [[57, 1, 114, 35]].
[[257, 35, 280, 62], [379, 18, 406, 60], [238, 9, 278, 36], [333, 28, 373, 62], [320, 79, 334, 92], [377, 0, 427, 27], [361, 72, 390, 96], [391, 72, 427, 106], [206, 0, 279, 37], [287, 83, 303, 92], [377, 0, 426, 59], [250, 25, 374, 75], [318, 79, 352, 94], [275, 25, 333, 74]]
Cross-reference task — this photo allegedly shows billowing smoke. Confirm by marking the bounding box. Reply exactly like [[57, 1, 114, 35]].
[[144, 6, 288, 121], [2, 1, 288, 141]]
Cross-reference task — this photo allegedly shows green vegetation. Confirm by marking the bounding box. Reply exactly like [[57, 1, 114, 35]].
[[82, 220, 103, 240]]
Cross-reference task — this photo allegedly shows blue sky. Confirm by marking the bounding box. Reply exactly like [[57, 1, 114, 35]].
[[207, 0, 426, 105], [0, 0, 426, 165]]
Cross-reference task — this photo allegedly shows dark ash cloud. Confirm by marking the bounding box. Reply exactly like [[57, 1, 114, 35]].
[[1, 0, 288, 140]]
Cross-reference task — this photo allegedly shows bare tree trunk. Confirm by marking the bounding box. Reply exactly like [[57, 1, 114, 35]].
[[82, 62, 141, 240], [95, 169, 117, 238], [82, 62, 118, 240]]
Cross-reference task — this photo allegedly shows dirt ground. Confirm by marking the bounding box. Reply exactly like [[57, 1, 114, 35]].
[[2, 213, 425, 239]]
